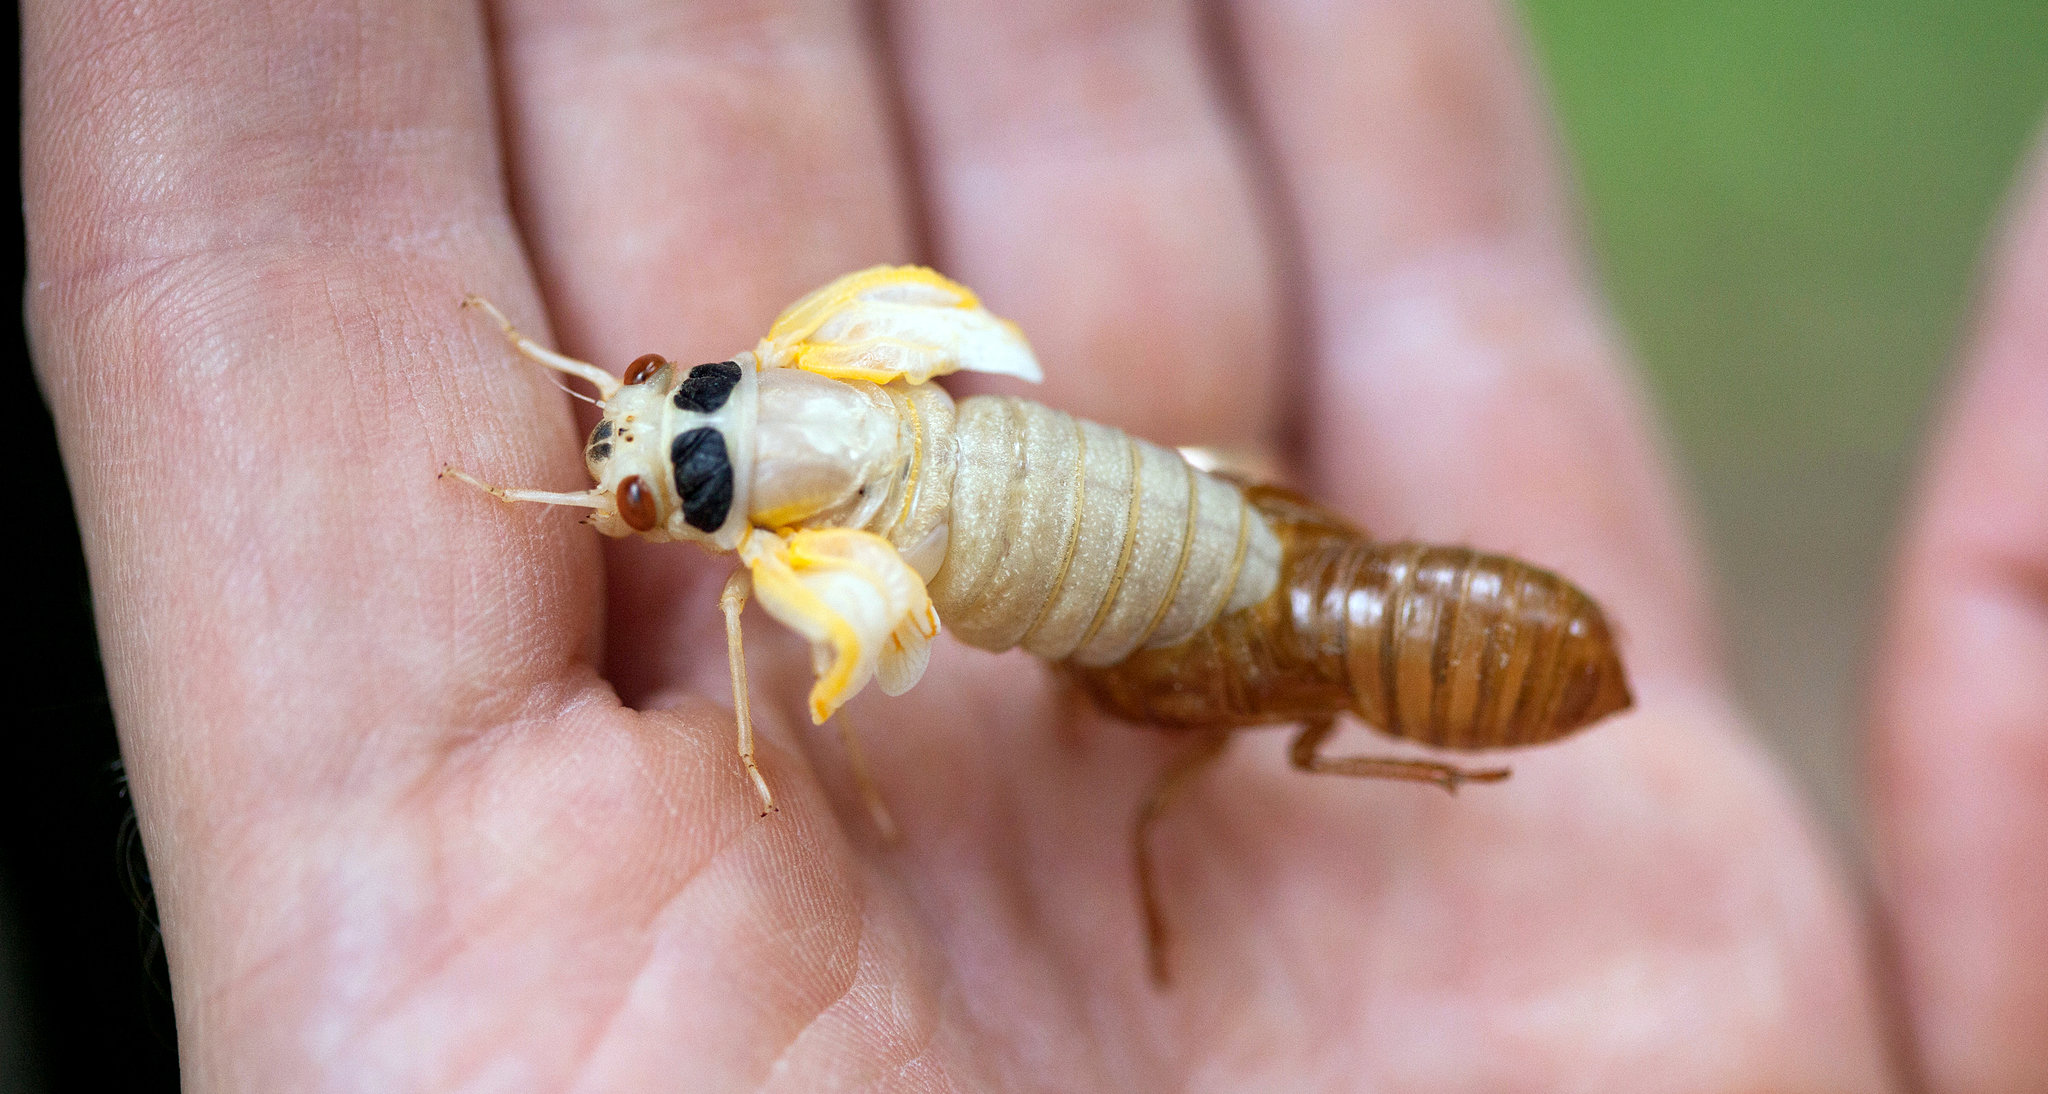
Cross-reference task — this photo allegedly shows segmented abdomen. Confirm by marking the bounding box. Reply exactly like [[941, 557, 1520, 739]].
[[1304, 540, 1629, 747], [925, 396, 1282, 666], [1069, 487, 1632, 748]]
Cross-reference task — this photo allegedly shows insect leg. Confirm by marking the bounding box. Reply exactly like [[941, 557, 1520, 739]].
[[1135, 729, 1232, 987], [1287, 718, 1511, 793], [461, 294, 622, 398], [720, 568, 776, 815], [828, 713, 899, 843]]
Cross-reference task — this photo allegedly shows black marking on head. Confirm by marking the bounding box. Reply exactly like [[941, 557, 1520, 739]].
[[672, 361, 741, 413], [586, 442, 612, 462], [592, 420, 613, 442], [670, 427, 734, 532]]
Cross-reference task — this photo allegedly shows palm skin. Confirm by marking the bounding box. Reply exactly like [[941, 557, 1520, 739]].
[[39, 0, 2048, 1090]]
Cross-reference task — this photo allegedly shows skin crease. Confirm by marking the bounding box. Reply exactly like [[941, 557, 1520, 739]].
[[20, 0, 2042, 1089]]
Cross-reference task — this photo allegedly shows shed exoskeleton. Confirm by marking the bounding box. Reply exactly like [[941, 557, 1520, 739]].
[[1066, 482, 1632, 980], [447, 265, 1633, 983]]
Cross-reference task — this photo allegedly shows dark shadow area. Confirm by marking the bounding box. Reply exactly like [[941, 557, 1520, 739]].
[[6, 1, 182, 1083]]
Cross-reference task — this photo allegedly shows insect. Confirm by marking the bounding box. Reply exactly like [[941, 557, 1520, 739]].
[[447, 265, 1632, 982]]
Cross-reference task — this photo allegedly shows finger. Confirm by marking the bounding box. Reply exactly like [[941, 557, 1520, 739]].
[[1222, 0, 1711, 681], [1871, 143, 2048, 1092], [24, 0, 586, 1070], [1211, 2, 1896, 1081], [489, 0, 915, 701], [883, 0, 1283, 454]]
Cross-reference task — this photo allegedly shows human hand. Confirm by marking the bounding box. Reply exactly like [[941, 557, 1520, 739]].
[[1869, 145, 2048, 1093], [26, 0, 1902, 1089]]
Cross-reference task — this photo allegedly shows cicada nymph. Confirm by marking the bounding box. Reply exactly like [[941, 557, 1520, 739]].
[[448, 266, 1632, 983]]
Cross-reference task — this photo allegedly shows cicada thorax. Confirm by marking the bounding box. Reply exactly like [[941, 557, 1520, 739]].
[[750, 368, 963, 579], [1067, 485, 1632, 750], [921, 395, 1283, 665]]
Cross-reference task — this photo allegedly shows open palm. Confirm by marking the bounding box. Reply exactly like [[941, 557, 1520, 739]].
[[44, 1, 2048, 1091]]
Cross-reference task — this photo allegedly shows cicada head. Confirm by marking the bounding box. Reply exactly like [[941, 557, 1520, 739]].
[[577, 350, 759, 550], [453, 296, 757, 552]]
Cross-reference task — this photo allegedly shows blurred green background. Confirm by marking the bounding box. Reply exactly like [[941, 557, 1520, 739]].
[[1518, 0, 2048, 843]]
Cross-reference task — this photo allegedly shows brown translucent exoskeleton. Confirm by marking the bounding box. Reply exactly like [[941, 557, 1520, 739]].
[[1067, 483, 1633, 983]]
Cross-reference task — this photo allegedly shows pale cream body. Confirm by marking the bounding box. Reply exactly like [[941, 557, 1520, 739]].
[[749, 369, 1282, 668]]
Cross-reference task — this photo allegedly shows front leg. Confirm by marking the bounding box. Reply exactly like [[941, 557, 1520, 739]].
[[720, 568, 776, 815], [461, 294, 622, 396]]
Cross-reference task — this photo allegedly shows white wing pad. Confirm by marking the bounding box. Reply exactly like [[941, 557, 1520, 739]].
[[739, 527, 940, 723], [758, 265, 1043, 385]]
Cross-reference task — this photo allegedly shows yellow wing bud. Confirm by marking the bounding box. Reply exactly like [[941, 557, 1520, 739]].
[[740, 527, 940, 722], [759, 265, 1042, 385]]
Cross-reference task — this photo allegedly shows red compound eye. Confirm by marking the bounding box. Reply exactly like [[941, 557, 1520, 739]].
[[616, 475, 659, 531], [623, 353, 668, 385]]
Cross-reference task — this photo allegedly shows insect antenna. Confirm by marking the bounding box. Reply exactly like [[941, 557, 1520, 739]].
[[550, 377, 605, 409]]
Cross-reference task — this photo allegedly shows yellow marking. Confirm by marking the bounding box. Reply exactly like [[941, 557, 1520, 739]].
[[747, 527, 940, 721], [759, 264, 1037, 385], [751, 501, 821, 531], [1132, 459, 1202, 650], [743, 539, 867, 722], [1074, 434, 1146, 656], [767, 266, 977, 345], [1019, 414, 1090, 647], [791, 338, 942, 383]]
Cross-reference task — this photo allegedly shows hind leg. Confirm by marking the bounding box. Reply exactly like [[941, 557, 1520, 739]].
[[828, 712, 898, 842], [1134, 729, 1233, 986], [1287, 718, 1510, 793]]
